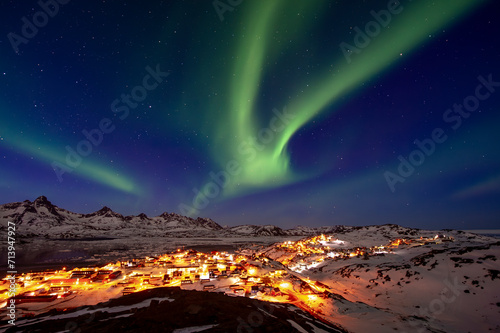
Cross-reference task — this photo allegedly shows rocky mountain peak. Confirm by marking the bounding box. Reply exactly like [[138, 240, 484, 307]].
[[160, 211, 181, 219], [195, 217, 223, 230], [33, 195, 60, 216], [94, 206, 123, 218], [98, 206, 112, 213], [34, 195, 52, 206]]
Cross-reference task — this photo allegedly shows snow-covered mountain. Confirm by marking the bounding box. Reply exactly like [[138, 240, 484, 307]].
[[0, 196, 338, 238]]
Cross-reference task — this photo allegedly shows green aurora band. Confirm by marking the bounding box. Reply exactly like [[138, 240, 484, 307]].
[[191, 0, 484, 210], [0, 0, 486, 210], [0, 122, 140, 194]]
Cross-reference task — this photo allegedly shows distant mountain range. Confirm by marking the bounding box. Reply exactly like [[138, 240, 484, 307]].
[[0, 196, 341, 238]]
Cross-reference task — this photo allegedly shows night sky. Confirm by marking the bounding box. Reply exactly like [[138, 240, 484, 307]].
[[1, 0, 499, 230]]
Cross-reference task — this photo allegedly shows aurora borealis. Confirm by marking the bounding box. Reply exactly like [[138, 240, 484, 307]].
[[1, 0, 499, 229]]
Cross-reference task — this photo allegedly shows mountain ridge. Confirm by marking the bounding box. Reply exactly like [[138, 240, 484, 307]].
[[0, 196, 340, 238]]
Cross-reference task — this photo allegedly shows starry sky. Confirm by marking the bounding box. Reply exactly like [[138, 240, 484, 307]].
[[1, 0, 499, 230]]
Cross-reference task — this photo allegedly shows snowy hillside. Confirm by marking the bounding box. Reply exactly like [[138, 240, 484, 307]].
[[254, 225, 500, 332]]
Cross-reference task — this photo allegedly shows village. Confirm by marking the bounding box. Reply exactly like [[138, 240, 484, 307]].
[[259, 233, 454, 273], [0, 233, 454, 321]]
